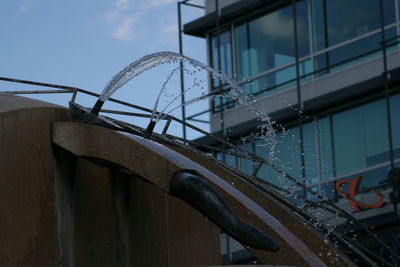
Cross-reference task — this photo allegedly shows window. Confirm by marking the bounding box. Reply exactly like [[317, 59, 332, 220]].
[[295, 0, 311, 58], [391, 94, 400, 159], [255, 127, 302, 186], [303, 122, 318, 184], [239, 142, 254, 176], [210, 30, 233, 110], [318, 116, 335, 179], [234, 4, 297, 95], [248, 5, 295, 72], [233, 95, 398, 198], [311, 0, 396, 50], [311, 0, 397, 73], [332, 99, 390, 176], [210, 30, 233, 88], [233, 1, 314, 96]]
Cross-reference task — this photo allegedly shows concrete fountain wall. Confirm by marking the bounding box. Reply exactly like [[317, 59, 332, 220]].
[[0, 93, 355, 267]]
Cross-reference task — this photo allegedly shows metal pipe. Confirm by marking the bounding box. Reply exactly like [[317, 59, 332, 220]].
[[379, 0, 395, 169], [2, 89, 73, 94], [170, 171, 279, 251], [178, 2, 187, 140]]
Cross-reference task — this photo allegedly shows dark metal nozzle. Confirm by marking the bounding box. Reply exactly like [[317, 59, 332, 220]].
[[91, 100, 104, 115], [144, 120, 157, 138]]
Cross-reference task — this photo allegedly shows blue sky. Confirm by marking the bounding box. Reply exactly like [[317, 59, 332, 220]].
[[0, 0, 207, 137]]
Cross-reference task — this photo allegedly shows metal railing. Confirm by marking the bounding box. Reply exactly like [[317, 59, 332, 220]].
[[0, 74, 398, 265], [195, 33, 400, 117]]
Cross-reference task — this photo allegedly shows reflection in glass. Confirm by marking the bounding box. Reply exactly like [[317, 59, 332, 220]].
[[239, 142, 255, 176], [235, 4, 295, 80], [210, 30, 232, 88], [318, 116, 334, 180], [295, 0, 311, 58], [225, 148, 237, 168], [310, 0, 327, 51], [303, 122, 318, 184], [390, 93, 400, 159], [311, 0, 397, 74], [255, 127, 302, 186], [332, 99, 390, 176]]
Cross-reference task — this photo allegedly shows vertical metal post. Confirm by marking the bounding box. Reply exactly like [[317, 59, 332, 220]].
[[293, 0, 307, 186], [306, 0, 315, 82], [214, 0, 225, 138], [379, 0, 395, 169], [178, 2, 187, 140], [322, 0, 330, 74]]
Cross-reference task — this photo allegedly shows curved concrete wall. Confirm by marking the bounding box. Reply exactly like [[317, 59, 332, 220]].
[[0, 94, 355, 266]]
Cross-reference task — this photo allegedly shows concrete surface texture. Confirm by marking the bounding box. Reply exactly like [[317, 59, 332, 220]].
[[0, 94, 355, 266]]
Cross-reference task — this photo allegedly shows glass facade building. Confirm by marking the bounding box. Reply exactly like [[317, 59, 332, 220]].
[[183, 0, 400, 264], [209, 0, 399, 109], [192, 0, 400, 201]]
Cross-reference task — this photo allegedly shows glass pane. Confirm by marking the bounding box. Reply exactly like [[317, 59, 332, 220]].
[[303, 122, 318, 184], [318, 116, 334, 179], [244, 4, 295, 76], [277, 127, 302, 182], [311, 0, 396, 51], [239, 142, 254, 176], [390, 93, 400, 159], [220, 31, 233, 75], [250, 59, 312, 97], [332, 99, 389, 176], [326, 0, 381, 47], [383, 0, 397, 25], [256, 127, 302, 187], [363, 100, 390, 166], [235, 23, 251, 79], [210, 31, 232, 88], [330, 28, 397, 69], [315, 28, 397, 75], [249, 5, 295, 71], [215, 152, 224, 161], [310, 0, 327, 51], [210, 35, 219, 87], [212, 98, 220, 112], [255, 139, 281, 186], [224, 148, 237, 167], [296, 0, 311, 57], [253, 64, 297, 96], [321, 180, 336, 200]]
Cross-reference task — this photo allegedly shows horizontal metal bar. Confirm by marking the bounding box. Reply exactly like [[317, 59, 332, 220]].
[[100, 109, 153, 118], [186, 118, 209, 123], [382, 35, 400, 43], [186, 109, 213, 119], [312, 23, 397, 57], [182, 2, 204, 9], [1, 89, 73, 94], [0, 76, 80, 91]]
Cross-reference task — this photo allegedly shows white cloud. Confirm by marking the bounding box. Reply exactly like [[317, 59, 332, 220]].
[[113, 16, 138, 41], [147, 0, 174, 8], [19, 0, 38, 13], [116, 0, 132, 10], [102, 0, 177, 44], [103, 9, 121, 23], [159, 23, 178, 46], [19, 3, 29, 12]]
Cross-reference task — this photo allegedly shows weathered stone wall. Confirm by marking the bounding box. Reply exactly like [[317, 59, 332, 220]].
[[0, 94, 356, 267], [0, 94, 220, 267]]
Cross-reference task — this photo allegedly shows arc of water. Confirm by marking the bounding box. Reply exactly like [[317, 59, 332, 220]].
[[151, 67, 180, 122], [92, 51, 276, 151], [94, 52, 236, 115], [94, 52, 217, 111]]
